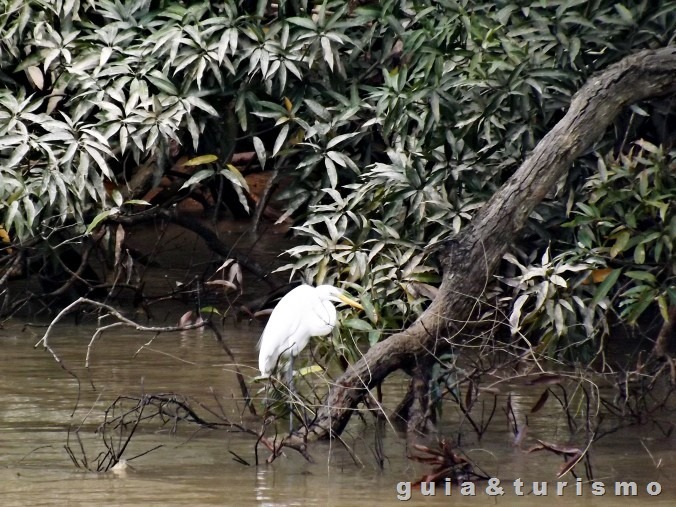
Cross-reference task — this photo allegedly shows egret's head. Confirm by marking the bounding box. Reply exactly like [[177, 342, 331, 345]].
[[316, 285, 364, 310]]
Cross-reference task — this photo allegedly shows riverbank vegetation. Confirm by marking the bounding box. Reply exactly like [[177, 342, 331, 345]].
[[1, 0, 674, 474]]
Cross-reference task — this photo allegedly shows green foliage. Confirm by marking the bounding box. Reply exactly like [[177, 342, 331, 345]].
[[1, 0, 674, 360], [272, 0, 675, 354], [501, 247, 603, 358], [567, 144, 675, 326], [504, 145, 675, 357], [1, 0, 222, 237]]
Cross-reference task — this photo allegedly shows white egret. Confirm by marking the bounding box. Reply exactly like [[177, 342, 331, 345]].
[[258, 284, 364, 379], [257, 284, 363, 431]]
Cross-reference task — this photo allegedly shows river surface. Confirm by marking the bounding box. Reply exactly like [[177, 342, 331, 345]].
[[1, 320, 674, 506], [1, 225, 674, 506]]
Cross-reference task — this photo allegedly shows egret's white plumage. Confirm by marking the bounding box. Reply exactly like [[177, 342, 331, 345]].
[[257, 284, 363, 377]]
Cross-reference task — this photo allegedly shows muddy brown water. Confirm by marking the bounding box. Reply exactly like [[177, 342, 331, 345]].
[[1, 224, 674, 505]]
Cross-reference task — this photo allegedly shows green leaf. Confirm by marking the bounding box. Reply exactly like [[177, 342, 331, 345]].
[[610, 231, 630, 258], [496, 4, 516, 25], [624, 271, 656, 283], [324, 156, 338, 188], [180, 169, 215, 190], [430, 92, 440, 123], [22, 197, 36, 228], [569, 37, 581, 64], [576, 202, 598, 217], [342, 318, 374, 332], [634, 139, 660, 154], [623, 290, 654, 324], [220, 167, 250, 213], [359, 292, 378, 325], [146, 70, 178, 94], [286, 17, 317, 30], [253, 136, 267, 169], [592, 268, 622, 306], [321, 36, 334, 70], [273, 124, 289, 157], [633, 243, 645, 264], [614, 4, 634, 23], [305, 99, 331, 121], [327, 132, 359, 149], [86, 208, 119, 234], [509, 294, 529, 335]]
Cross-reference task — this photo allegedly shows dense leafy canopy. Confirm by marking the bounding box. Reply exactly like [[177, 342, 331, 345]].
[[0, 0, 674, 359]]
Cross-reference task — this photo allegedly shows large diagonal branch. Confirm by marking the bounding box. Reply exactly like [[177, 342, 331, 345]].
[[286, 47, 676, 445]]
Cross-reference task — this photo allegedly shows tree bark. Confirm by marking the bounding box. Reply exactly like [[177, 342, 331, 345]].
[[286, 47, 676, 445], [653, 305, 676, 359]]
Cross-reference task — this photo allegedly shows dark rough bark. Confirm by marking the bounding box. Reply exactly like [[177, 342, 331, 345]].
[[653, 305, 676, 383], [654, 305, 676, 358], [286, 47, 676, 446], [406, 360, 437, 437]]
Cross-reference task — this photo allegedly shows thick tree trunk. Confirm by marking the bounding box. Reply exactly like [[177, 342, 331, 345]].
[[286, 47, 676, 446]]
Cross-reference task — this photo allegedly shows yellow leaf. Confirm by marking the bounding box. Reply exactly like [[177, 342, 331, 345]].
[[283, 96, 292, 112], [0, 226, 10, 244], [184, 154, 219, 166], [590, 268, 613, 284], [657, 296, 669, 323], [297, 365, 324, 376], [199, 306, 221, 316], [226, 164, 248, 189]]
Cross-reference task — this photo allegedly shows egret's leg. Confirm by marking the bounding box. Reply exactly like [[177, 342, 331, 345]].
[[287, 355, 295, 432]]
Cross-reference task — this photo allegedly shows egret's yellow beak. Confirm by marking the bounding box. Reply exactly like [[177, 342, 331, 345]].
[[338, 293, 364, 310]]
